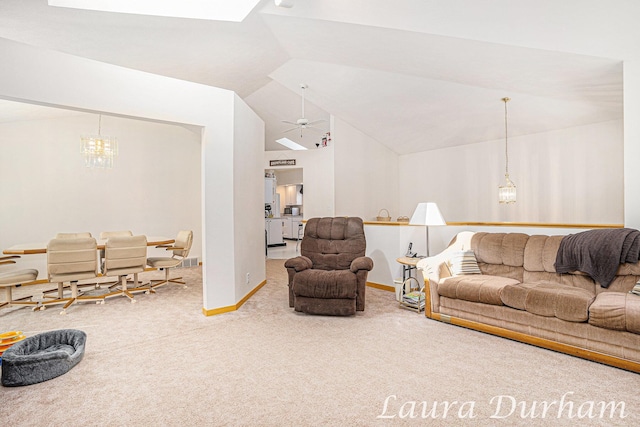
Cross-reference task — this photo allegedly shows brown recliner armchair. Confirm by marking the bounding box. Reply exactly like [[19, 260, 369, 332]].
[[285, 217, 374, 315]]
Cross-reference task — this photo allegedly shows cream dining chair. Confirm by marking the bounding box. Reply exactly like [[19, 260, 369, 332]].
[[146, 230, 193, 292], [101, 235, 148, 303], [41, 236, 102, 314], [55, 232, 93, 239], [99, 230, 133, 276], [42, 232, 97, 300], [0, 256, 39, 311]]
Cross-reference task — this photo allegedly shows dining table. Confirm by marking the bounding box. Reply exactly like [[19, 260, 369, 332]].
[[2, 236, 175, 255]]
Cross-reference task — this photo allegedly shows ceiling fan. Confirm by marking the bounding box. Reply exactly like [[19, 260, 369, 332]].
[[281, 83, 326, 137]]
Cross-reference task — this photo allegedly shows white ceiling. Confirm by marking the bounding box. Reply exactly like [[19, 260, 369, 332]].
[[0, 0, 634, 154]]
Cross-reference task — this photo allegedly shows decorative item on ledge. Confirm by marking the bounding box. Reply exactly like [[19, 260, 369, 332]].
[[396, 216, 410, 223], [498, 97, 516, 204], [376, 209, 391, 222], [81, 114, 118, 169]]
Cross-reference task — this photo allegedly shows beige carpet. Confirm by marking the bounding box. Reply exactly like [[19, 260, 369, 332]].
[[1, 261, 639, 426]]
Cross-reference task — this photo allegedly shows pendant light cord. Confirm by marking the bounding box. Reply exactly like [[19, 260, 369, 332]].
[[503, 97, 510, 176]]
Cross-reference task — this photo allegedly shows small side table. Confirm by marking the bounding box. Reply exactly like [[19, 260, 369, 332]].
[[396, 256, 420, 281], [396, 257, 425, 313]]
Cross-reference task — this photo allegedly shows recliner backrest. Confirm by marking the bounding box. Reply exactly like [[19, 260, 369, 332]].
[[301, 217, 366, 271]]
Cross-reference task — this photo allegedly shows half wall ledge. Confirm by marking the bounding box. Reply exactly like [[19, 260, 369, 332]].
[[363, 221, 624, 229]]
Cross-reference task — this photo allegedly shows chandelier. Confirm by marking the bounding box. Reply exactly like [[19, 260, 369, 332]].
[[498, 97, 516, 204], [80, 115, 118, 169]]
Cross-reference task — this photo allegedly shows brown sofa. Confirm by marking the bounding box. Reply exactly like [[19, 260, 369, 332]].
[[417, 231, 640, 372], [285, 217, 373, 316]]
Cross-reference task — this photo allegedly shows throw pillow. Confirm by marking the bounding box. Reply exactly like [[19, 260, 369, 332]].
[[448, 250, 481, 275]]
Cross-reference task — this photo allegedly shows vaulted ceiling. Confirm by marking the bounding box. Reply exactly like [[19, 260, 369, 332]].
[[0, 0, 635, 154]]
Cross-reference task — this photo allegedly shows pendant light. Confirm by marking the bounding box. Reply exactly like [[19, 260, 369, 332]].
[[498, 97, 516, 204], [80, 114, 118, 169]]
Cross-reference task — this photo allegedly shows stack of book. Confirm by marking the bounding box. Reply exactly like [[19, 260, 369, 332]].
[[630, 282, 640, 296], [402, 291, 425, 310]]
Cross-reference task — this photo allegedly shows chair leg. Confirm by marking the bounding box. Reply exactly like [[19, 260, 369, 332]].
[[149, 268, 170, 290], [1, 286, 40, 311], [39, 282, 73, 312], [40, 282, 104, 314], [102, 273, 147, 303], [149, 267, 187, 291]]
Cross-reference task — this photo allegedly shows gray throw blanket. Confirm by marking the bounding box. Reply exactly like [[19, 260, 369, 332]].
[[555, 228, 640, 288]]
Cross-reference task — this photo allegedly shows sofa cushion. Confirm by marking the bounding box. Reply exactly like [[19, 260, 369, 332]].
[[471, 232, 529, 267], [523, 235, 563, 273], [292, 269, 357, 299], [438, 275, 519, 306], [589, 292, 640, 334], [501, 282, 594, 322]]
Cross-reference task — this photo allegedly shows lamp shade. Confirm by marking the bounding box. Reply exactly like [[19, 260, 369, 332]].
[[409, 202, 446, 226]]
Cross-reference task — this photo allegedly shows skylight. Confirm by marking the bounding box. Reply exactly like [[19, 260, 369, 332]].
[[276, 138, 308, 151], [47, 0, 261, 22]]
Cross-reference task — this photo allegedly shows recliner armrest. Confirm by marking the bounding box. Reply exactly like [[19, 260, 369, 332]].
[[284, 256, 313, 272], [350, 256, 374, 273]]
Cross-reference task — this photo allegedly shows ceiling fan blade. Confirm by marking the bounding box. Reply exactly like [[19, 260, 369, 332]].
[[281, 120, 298, 125], [307, 119, 327, 126], [281, 126, 300, 133]]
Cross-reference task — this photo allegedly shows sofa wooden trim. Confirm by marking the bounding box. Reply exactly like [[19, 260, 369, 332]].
[[424, 309, 640, 373]]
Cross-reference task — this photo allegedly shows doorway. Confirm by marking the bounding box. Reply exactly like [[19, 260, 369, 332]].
[[265, 167, 303, 259]]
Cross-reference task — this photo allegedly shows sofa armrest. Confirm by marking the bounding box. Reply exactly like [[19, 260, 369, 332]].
[[416, 231, 476, 316], [417, 256, 448, 284], [350, 256, 374, 273], [284, 256, 313, 272]]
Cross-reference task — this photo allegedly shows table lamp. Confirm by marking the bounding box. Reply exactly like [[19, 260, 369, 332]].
[[409, 202, 446, 257]]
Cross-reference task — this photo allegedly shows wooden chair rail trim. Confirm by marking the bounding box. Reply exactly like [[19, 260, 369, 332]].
[[445, 222, 624, 229], [427, 312, 640, 373], [364, 221, 624, 229]]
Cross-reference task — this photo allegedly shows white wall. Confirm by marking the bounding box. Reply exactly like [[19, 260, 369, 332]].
[[398, 120, 623, 225], [334, 117, 400, 220], [0, 113, 201, 278], [233, 95, 267, 301], [624, 61, 640, 230]]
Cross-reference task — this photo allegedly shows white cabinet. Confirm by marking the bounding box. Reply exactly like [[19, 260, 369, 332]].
[[281, 217, 292, 239], [265, 218, 284, 246], [284, 184, 303, 205], [265, 177, 277, 205]]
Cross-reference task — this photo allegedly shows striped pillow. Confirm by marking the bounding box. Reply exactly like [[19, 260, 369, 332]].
[[449, 250, 481, 275]]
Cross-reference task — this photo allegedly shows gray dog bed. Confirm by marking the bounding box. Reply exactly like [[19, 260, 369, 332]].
[[1, 329, 86, 387]]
